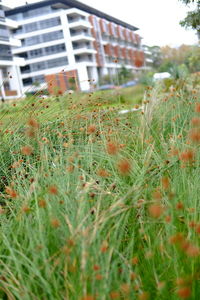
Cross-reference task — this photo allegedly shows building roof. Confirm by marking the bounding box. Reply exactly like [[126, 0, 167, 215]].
[[5, 0, 138, 31]]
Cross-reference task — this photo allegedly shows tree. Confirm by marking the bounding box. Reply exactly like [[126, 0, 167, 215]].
[[185, 46, 200, 71], [161, 44, 192, 64], [157, 44, 200, 73], [179, 0, 200, 38], [118, 65, 133, 84]]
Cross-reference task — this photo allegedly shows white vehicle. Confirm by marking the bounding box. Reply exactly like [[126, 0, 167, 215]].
[[153, 72, 171, 81]]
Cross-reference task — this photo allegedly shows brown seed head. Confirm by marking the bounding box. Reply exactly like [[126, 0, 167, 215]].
[[177, 286, 191, 299], [107, 142, 118, 155], [21, 146, 33, 156], [161, 176, 170, 190], [188, 128, 200, 143], [179, 150, 195, 162], [117, 159, 131, 175], [87, 124, 96, 134], [51, 218, 60, 228], [27, 118, 39, 129], [191, 117, 200, 127], [48, 185, 58, 195], [195, 103, 200, 113], [148, 204, 164, 218]]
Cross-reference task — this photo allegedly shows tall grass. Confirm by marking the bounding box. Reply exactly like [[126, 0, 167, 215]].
[[0, 76, 200, 299]]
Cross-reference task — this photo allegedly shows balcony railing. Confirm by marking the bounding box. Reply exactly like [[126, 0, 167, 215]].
[[71, 31, 91, 37], [73, 44, 93, 50], [0, 55, 13, 61], [68, 17, 86, 23], [76, 57, 94, 63]]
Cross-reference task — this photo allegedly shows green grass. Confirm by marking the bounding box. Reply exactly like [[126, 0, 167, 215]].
[[0, 79, 200, 299]]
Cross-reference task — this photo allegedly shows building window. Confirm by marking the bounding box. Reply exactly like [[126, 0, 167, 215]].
[[23, 30, 64, 46], [0, 25, 9, 41], [39, 17, 61, 30], [22, 56, 68, 73], [24, 35, 41, 46], [31, 61, 46, 72], [44, 43, 66, 55], [24, 22, 38, 33], [22, 78, 33, 86], [32, 75, 45, 84], [29, 48, 43, 58], [23, 6, 52, 19], [47, 56, 68, 69], [0, 45, 12, 60], [42, 30, 63, 43]]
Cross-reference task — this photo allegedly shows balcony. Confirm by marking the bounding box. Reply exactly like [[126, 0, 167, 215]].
[[1, 37, 21, 47], [68, 18, 92, 30], [71, 31, 95, 42], [75, 54, 94, 64], [73, 44, 96, 55], [0, 55, 13, 61]]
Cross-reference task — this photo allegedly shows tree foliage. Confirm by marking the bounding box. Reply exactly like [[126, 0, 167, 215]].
[[158, 44, 200, 73], [179, 0, 200, 36]]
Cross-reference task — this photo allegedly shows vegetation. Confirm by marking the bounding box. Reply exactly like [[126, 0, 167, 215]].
[[99, 65, 135, 86], [179, 0, 200, 37], [0, 73, 200, 299]]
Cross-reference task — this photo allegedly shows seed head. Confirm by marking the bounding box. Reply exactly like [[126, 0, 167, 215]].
[[138, 292, 149, 300], [97, 169, 110, 177], [48, 185, 58, 195], [107, 141, 118, 155], [27, 118, 39, 129], [189, 128, 200, 143], [191, 117, 200, 127], [179, 150, 195, 162], [21, 146, 33, 156], [87, 125, 96, 134], [51, 218, 60, 228], [161, 176, 170, 190], [117, 159, 131, 175], [110, 291, 120, 299], [148, 204, 164, 218], [38, 200, 47, 208], [195, 103, 200, 113], [177, 286, 191, 299]]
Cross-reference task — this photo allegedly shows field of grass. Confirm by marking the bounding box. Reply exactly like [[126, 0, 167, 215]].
[[0, 77, 200, 300]]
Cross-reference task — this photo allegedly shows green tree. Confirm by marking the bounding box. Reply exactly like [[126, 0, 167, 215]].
[[179, 0, 200, 38], [185, 46, 200, 71], [118, 65, 133, 84]]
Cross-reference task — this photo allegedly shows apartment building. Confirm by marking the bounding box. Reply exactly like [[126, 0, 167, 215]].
[[0, 0, 24, 100], [5, 0, 145, 94]]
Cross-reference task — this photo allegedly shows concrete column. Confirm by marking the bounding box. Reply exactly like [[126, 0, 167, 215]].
[[0, 68, 6, 99], [60, 11, 76, 67], [7, 65, 24, 97], [101, 67, 108, 77], [77, 65, 90, 91], [90, 66, 98, 83]]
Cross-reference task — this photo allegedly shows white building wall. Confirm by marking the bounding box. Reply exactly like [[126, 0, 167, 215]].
[[77, 64, 90, 91]]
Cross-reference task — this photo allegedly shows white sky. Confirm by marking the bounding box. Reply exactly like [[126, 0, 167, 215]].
[[3, 0, 199, 46]]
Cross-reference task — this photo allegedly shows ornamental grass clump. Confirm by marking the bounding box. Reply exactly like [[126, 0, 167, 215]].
[[0, 75, 199, 299]]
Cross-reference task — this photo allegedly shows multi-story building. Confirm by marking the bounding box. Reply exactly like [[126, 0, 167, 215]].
[[143, 45, 154, 69], [5, 0, 145, 94], [0, 0, 24, 100]]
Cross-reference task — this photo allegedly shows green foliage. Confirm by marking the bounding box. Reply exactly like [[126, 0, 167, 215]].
[[169, 64, 189, 80], [139, 71, 155, 86], [158, 61, 174, 72], [118, 65, 133, 84], [99, 65, 134, 86], [179, 0, 200, 35], [185, 46, 200, 72], [0, 77, 200, 299]]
